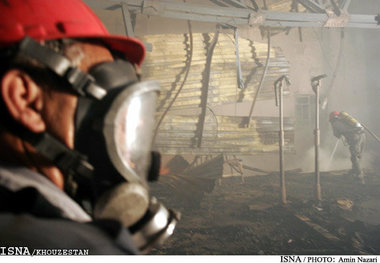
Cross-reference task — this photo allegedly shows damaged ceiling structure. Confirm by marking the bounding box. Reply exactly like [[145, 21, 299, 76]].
[[85, 0, 379, 158], [83, 0, 380, 255]]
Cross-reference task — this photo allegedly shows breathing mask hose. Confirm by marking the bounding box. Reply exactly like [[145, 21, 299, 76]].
[[12, 37, 179, 253]]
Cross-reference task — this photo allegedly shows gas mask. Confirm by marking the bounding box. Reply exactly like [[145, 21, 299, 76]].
[[12, 37, 179, 253]]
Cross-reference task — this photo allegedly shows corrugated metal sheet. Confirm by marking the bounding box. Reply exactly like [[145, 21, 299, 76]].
[[140, 32, 293, 155], [153, 115, 294, 154]]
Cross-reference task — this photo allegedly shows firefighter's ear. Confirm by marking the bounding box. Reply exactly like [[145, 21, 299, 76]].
[[1, 69, 46, 133]]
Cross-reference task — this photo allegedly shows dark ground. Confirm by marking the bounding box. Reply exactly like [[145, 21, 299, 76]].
[[150, 168, 380, 255]]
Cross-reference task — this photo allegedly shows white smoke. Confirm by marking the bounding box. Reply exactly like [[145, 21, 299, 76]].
[[299, 143, 351, 173]]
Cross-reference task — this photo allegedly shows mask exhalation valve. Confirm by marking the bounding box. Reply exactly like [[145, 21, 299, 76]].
[[129, 197, 180, 254]]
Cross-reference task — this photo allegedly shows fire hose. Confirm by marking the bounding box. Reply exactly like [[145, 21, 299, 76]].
[[361, 123, 380, 144]]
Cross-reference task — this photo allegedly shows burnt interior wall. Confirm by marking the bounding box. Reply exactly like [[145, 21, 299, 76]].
[[346, 1, 380, 128], [360, 30, 380, 165], [88, 1, 380, 172], [346, 1, 380, 168]]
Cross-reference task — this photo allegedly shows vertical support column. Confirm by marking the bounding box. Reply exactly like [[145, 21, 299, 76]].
[[121, 2, 135, 37], [279, 82, 286, 204], [274, 75, 290, 205], [311, 74, 327, 202], [314, 84, 321, 202]]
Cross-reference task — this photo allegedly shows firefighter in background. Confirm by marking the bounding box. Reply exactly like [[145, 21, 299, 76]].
[[329, 111, 366, 183]]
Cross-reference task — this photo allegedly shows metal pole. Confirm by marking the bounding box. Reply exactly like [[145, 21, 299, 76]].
[[311, 74, 327, 202], [274, 75, 290, 204], [314, 83, 321, 201], [120, 2, 135, 37], [279, 82, 287, 204]]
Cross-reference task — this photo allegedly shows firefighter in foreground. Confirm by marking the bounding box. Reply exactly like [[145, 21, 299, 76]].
[[0, 0, 178, 254], [329, 111, 366, 183]]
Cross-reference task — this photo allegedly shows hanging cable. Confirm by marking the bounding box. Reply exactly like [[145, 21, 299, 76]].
[[244, 29, 271, 128], [196, 27, 220, 148], [153, 20, 194, 141], [321, 28, 345, 110]]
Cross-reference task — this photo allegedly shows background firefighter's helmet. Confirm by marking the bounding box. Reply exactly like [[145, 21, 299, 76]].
[[0, 0, 145, 66], [329, 111, 340, 121]]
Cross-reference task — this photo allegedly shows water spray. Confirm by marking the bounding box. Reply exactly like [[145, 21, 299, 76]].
[[327, 139, 340, 170]]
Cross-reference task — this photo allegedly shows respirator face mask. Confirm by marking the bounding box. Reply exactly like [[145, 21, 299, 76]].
[[14, 37, 179, 253]]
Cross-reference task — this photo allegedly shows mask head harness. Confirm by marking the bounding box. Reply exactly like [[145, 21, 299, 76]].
[[7, 36, 179, 253]]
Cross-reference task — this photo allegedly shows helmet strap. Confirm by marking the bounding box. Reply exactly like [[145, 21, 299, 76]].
[[20, 128, 95, 205], [17, 37, 107, 100]]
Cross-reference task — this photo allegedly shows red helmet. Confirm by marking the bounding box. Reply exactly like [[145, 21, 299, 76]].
[[329, 111, 340, 120], [0, 0, 145, 65]]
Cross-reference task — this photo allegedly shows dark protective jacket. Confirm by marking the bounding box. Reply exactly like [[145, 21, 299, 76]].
[[0, 163, 139, 255], [330, 112, 366, 175], [330, 112, 364, 139]]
